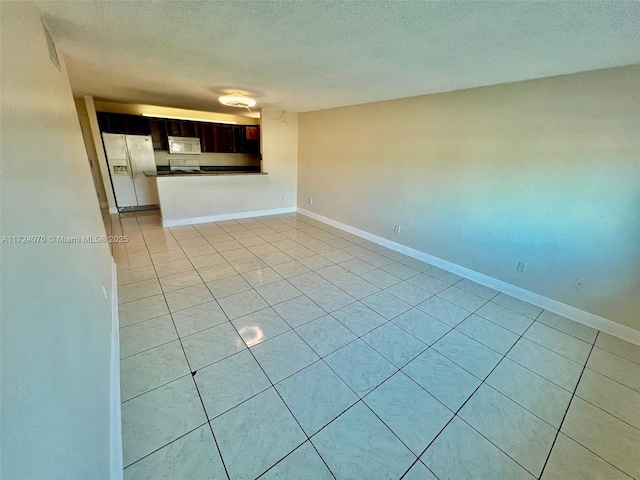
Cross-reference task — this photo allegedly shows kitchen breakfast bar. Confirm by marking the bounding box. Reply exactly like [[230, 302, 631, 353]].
[[143, 168, 289, 227]]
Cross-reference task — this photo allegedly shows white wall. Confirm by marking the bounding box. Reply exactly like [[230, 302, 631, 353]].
[[157, 108, 298, 224], [0, 2, 116, 478], [298, 66, 640, 331]]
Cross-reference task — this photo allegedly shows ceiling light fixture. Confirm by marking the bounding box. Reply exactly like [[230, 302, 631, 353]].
[[218, 95, 257, 110]]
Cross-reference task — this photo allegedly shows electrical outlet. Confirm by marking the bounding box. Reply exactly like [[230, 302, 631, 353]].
[[393, 225, 401, 234], [308, 197, 313, 205], [517, 262, 527, 272], [573, 278, 583, 289]]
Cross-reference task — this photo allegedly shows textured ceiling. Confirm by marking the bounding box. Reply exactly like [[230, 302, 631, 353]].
[[35, 1, 640, 114]]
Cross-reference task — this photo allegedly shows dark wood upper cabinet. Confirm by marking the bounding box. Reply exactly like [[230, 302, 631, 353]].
[[200, 123, 215, 152], [149, 119, 168, 150], [97, 112, 260, 153], [181, 121, 197, 137], [97, 112, 150, 135], [97, 112, 125, 134], [214, 125, 234, 153], [167, 120, 198, 138], [245, 126, 260, 154], [123, 115, 151, 135], [233, 126, 246, 153], [167, 120, 182, 136]]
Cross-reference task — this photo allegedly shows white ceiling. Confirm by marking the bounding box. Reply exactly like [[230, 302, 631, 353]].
[[35, 1, 640, 114]]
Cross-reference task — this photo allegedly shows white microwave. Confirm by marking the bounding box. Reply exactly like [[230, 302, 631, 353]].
[[168, 136, 201, 155]]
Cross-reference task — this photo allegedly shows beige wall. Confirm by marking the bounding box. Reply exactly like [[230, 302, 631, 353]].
[[298, 66, 640, 330], [0, 2, 115, 477], [261, 108, 298, 201]]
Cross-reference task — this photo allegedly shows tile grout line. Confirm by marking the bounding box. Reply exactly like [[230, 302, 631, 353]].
[[122, 421, 210, 470], [590, 343, 640, 368], [578, 366, 640, 397], [121, 372, 193, 405]]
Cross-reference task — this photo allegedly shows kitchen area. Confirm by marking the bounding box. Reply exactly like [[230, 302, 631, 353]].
[[78, 100, 298, 227]]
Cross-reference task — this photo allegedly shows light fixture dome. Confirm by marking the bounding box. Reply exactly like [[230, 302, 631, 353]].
[[218, 95, 256, 109]]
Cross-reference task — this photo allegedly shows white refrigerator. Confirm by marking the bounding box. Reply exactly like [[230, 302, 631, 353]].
[[102, 133, 159, 210]]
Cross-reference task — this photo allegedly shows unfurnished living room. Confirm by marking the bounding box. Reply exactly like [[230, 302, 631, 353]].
[[1, 1, 639, 479]]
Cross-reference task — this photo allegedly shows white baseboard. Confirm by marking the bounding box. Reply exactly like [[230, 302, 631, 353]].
[[108, 207, 119, 214], [297, 208, 640, 346], [110, 261, 123, 479], [162, 207, 297, 228]]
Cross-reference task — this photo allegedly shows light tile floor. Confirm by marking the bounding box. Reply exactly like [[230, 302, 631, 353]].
[[110, 210, 640, 480]]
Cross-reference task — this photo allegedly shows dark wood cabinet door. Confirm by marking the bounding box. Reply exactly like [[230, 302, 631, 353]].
[[179, 121, 197, 137], [167, 121, 181, 136], [245, 126, 260, 154], [200, 123, 215, 152], [149, 119, 167, 150], [123, 115, 150, 135], [214, 126, 234, 152], [97, 112, 125, 133], [97, 112, 113, 133], [97, 113, 148, 135], [233, 126, 246, 153]]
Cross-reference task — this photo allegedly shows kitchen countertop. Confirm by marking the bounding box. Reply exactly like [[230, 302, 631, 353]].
[[144, 169, 267, 177]]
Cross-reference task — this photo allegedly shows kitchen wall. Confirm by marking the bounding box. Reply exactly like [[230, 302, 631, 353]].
[[154, 150, 260, 168], [1, 2, 116, 478], [157, 108, 298, 224], [298, 66, 640, 331]]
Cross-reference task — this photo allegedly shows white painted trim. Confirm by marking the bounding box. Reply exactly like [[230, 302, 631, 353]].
[[162, 207, 297, 228], [297, 208, 640, 346], [100, 201, 109, 209], [110, 261, 123, 480], [108, 207, 119, 214]]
